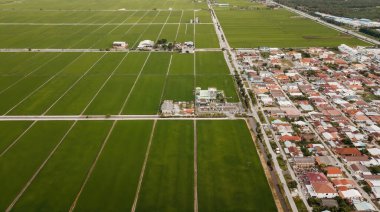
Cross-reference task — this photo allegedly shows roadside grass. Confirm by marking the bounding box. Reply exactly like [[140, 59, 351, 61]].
[[0, 121, 73, 210], [216, 8, 368, 48], [12, 121, 113, 211], [197, 120, 276, 211], [137, 121, 194, 211], [74, 121, 154, 211]]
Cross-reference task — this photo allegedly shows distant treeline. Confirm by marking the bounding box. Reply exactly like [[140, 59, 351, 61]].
[[359, 28, 380, 39], [274, 0, 380, 20]]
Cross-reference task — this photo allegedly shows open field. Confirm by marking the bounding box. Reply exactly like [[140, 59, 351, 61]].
[[137, 121, 194, 211], [0, 120, 275, 211], [0, 0, 208, 10], [0, 9, 218, 49], [216, 8, 368, 47], [0, 51, 237, 115], [197, 120, 277, 211]]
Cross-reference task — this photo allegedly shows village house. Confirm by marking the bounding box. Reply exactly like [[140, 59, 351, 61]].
[[324, 166, 343, 178]]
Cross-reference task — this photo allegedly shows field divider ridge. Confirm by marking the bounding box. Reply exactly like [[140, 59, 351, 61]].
[[80, 53, 129, 115], [69, 120, 118, 212], [0, 121, 37, 157], [120, 9, 172, 114], [2, 52, 96, 115], [0, 11, 112, 99], [41, 53, 108, 115], [131, 119, 157, 212], [156, 54, 173, 112], [174, 10, 184, 41], [0, 54, 62, 96], [193, 120, 198, 212]]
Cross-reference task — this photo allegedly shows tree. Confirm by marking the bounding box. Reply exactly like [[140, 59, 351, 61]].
[[287, 180, 298, 189]]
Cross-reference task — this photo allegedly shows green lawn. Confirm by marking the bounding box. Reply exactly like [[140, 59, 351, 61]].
[[137, 121, 194, 211], [197, 120, 276, 212], [216, 8, 368, 48], [74, 121, 154, 211]]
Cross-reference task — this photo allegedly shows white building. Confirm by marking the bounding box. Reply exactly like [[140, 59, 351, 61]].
[[181, 41, 195, 54], [137, 40, 154, 50], [339, 189, 362, 201], [307, 181, 338, 198], [338, 44, 358, 56]]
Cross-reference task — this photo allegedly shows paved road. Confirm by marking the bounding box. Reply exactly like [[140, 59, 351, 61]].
[[0, 48, 222, 53], [0, 22, 214, 26], [247, 118, 289, 211], [207, 1, 298, 211], [0, 115, 246, 121]]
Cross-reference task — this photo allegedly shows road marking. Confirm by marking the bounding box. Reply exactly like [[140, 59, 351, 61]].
[[5, 121, 78, 211], [131, 119, 157, 212]]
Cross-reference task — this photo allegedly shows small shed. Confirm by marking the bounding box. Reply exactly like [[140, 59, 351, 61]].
[[113, 41, 128, 49]]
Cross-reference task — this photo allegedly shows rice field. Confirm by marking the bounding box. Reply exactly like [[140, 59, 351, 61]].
[[216, 8, 368, 48], [0, 120, 275, 211], [0, 9, 218, 49], [0, 51, 237, 115]]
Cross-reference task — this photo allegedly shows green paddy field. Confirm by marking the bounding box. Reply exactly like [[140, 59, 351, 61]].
[[0, 120, 276, 211], [216, 8, 368, 48], [0, 0, 370, 211], [0, 51, 237, 115]]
